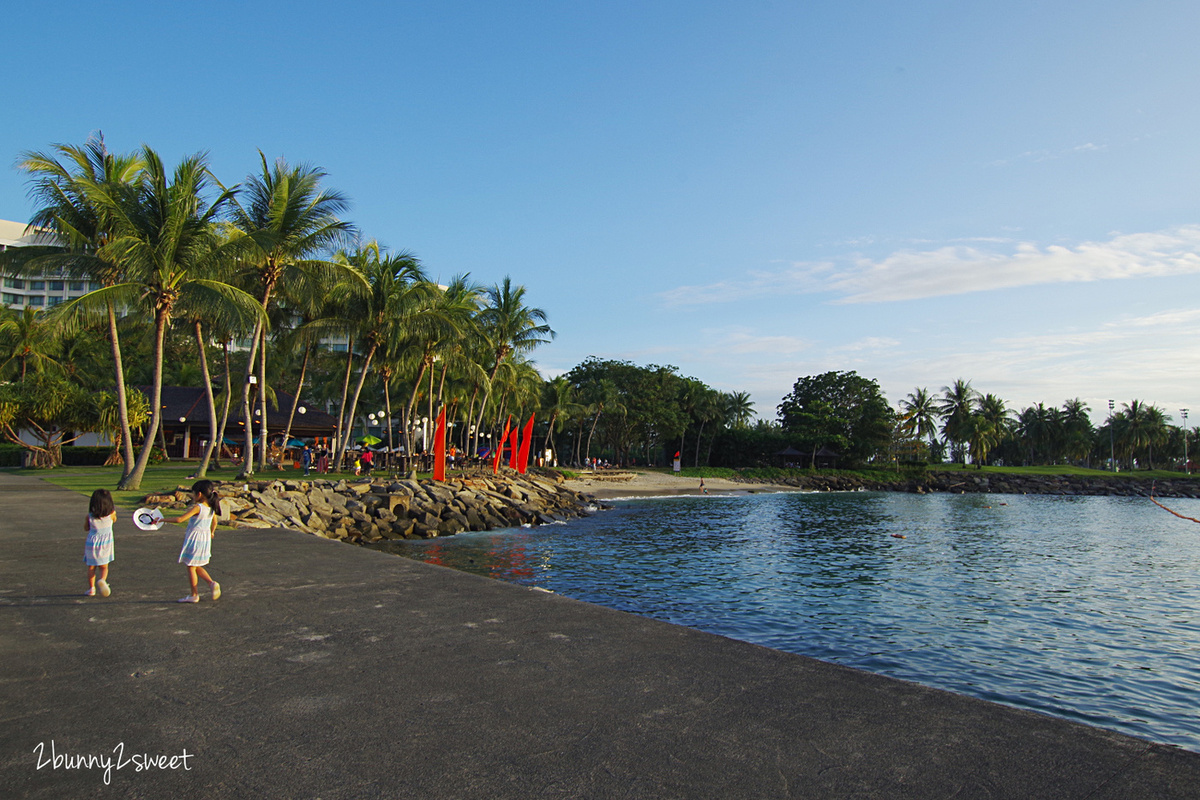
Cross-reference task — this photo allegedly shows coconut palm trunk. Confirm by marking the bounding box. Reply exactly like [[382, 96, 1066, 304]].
[[237, 316, 266, 478], [120, 310, 168, 490], [214, 340, 234, 467], [333, 338, 355, 470], [403, 361, 430, 465], [281, 343, 312, 449], [107, 301, 136, 479], [193, 320, 219, 477], [333, 343, 378, 470], [258, 330, 270, 469]]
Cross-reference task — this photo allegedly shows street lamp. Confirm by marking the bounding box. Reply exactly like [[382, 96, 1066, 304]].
[[1108, 400, 1115, 472], [1182, 409, 1190, 474]]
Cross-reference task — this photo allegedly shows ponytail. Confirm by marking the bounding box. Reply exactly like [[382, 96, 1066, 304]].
[[191, 480, 221, 514]]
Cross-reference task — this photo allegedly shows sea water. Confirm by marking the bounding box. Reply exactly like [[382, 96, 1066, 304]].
[[372, 491, 1200, 751]]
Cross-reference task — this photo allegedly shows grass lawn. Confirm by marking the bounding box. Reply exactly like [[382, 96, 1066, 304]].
[[12, 463, 407, 511], [935, 463, 1196, 479]]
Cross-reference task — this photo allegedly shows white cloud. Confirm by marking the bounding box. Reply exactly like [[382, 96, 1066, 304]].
[[832, 226, 1200, 303], [658, 262, 834, 307], [659, 225, 1200, 307]]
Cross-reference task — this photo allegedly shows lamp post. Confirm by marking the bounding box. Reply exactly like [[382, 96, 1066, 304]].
[[1108, 399, 1116, 472], [1182, 408, 1190, 474]]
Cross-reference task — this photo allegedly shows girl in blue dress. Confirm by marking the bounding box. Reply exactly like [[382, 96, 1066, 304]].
[[174, 480, 222, 603], [83, 489, 117, 597]]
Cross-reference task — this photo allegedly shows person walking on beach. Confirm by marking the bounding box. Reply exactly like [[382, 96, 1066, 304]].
[[301, 444, 312, 476], [83, 489, 117, 597], [173, 480, 222, 604]]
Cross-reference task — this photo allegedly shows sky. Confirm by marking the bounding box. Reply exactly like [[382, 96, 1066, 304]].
[[5, 0, 1200, 425]]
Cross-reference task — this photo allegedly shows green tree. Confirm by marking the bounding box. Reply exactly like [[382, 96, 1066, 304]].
[[777, 371, 895, 466], [470, 277, 554, 455], [95, 147, 260, 490], [225, 154, 357, 476], [937, 379, 978, 464], [899, 387, 939, 460], [15, 135, 145, 478]]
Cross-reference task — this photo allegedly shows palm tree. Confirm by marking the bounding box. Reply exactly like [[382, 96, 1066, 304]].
[[938, 379, 978, 464], [93, 146, 261, 490], [16, 134, 145, 478], [0, 307, 61, 381], [968, 393, 1012, 468], [225, 154, 357, 477], [900, 387, 939, 458], [324, 244, 429, 471], [173, 258, 263, 478], [723, 391, 755, 430], [540, 376, 581, 464], [469, 277, 554, 456], [1061, 399, 1094, 466]]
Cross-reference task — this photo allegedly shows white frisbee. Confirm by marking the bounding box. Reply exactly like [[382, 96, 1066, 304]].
[[133, 507, 165, 531]]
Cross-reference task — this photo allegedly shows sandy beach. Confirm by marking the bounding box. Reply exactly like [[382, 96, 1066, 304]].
[[565, 469, 793, 500]]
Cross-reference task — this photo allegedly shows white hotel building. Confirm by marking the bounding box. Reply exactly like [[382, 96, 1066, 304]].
[[0, 218, 103, 309]]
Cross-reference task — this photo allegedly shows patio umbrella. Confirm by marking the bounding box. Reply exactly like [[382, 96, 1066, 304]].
[[287, 438, 306, 447], [358, 435, 382, 446]]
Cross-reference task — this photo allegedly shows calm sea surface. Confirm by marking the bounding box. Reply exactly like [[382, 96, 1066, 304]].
[[371, 491, 1200, 751]]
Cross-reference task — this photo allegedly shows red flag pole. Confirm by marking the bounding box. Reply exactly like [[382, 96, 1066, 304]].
[[432, 407, 447, 481], [517, 413, 535, 474], [493, 415, 511, 475]]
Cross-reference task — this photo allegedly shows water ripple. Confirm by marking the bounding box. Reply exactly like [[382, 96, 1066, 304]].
[[371, 491, 1200, 751]]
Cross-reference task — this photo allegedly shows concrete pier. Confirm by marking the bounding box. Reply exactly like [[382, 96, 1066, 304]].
[[2, 471, 1198, 798]]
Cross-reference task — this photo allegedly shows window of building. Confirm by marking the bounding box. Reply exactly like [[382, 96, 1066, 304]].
[[48, 296, 65, 306], [29, 295, 45, 306], [49, 281, 64, 291], [4, 278, 24, 289], [30, 280, 45, 290], [2, 293, 22, 305], [68, 281, 84, 291]]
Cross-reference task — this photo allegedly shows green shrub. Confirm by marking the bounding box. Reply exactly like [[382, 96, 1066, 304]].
[[61, 446, 113, 466]]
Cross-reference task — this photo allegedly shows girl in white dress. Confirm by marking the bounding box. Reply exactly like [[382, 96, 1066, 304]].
[[83, 489, 117, 597], [174, 480, 222, 603]]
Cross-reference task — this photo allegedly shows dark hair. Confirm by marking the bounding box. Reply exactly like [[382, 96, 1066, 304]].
[[191, 480, 221, 513], [89, 489, 114, 518]]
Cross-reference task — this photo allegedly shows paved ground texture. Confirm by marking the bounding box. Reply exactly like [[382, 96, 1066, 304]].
[[2, 471, 1199, 799]]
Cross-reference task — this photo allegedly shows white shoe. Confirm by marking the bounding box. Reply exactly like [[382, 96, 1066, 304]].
[[97, 579, 111, 597], [211, 581, 221, 601], [177, 595, 199, 603]]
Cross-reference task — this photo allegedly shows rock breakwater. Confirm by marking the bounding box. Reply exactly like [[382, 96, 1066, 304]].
[[741, 471, 1200, 498], [142, 472, 600, 543]]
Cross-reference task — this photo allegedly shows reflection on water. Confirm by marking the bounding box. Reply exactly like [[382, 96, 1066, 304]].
[[369, 491, 1200, 751]]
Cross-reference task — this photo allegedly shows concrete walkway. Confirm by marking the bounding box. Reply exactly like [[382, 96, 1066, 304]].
[[2, 472, 1198, 799]]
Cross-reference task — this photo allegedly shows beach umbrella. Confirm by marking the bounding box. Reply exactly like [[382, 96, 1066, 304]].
[[287, 438, 306, 447], [358, 435, 382, 446]]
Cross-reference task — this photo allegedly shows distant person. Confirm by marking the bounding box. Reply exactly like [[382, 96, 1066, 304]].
[[301, 444, 312, 477], [173, 480, 222, 604], [361, 448, 373, 476], [83, 489, 117, 597]]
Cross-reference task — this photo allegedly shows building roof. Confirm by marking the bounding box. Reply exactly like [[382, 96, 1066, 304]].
[[141, 386, 340, 435]]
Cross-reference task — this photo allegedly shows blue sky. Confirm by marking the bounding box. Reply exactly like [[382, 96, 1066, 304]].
[[5, 1, 1200, 424]]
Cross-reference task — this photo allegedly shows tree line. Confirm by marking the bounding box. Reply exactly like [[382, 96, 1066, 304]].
[[0, 135, 558, 487], [1, 136, 763, 483], [748, 370, 1193, 472]]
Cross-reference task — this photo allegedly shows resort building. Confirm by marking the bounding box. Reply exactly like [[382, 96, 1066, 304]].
[[0, 218, 99, 310]]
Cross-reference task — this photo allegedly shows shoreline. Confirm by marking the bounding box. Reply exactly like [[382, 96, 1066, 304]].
[[567, 468, 1200, 500], [567, 470, 798, 500]]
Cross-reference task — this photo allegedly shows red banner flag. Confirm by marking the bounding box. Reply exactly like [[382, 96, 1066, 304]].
[[508, 426, 520, 470], [432, 407, 447, 481], [493, 416, 512, 474], [517, 413, 535, 474]]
